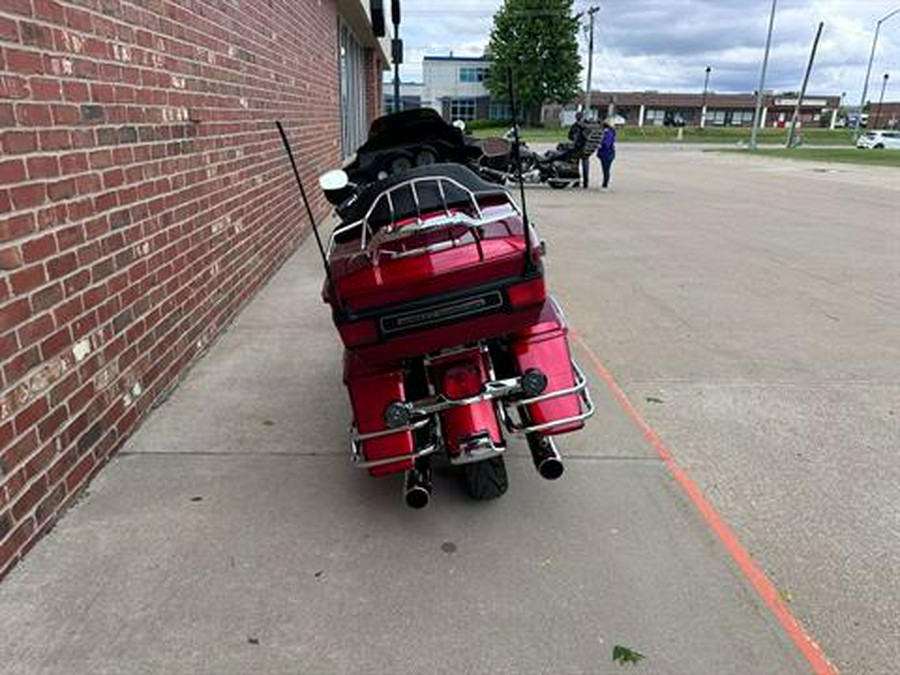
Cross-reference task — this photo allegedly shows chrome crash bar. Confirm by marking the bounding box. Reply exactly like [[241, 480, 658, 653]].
[[348, 360, 595, 468], [349, 418, 440, 470], [501, 361, 595, 435]]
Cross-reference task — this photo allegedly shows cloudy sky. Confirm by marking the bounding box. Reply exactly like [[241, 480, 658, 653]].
[[393, 0, 899, 102]]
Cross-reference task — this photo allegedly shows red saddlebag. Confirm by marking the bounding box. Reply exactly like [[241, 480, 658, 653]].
[[347, 369, 415, 477], [510, 304, 584, 435]]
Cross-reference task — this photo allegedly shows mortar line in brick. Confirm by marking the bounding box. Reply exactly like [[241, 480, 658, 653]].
[[0, 24, 338, 99], [1, 159, 304, 419], [39, 208, 307, 430], [0, 151, 298, 278]]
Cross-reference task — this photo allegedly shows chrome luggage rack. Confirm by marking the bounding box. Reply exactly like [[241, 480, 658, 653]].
[[328, 175, 519, 262], [348, 359, 595, 470]]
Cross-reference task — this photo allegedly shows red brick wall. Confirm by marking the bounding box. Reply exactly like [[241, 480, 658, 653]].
[[0, 0, 373, 578]]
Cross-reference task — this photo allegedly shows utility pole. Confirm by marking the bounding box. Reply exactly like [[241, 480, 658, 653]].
[[874, 73, 889, 129], [584, 5, 600, 119], [701, 66, 711, 128], [786, 21, 824, 148], [856, 8, 900, 139], [391, 0, 402, 112], [750, 0, 777, 150]]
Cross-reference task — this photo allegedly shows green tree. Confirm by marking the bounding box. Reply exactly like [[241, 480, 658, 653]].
[[486, 0, 581, 125]]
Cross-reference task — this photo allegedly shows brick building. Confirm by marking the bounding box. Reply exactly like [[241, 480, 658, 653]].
[[0, 0, 386, 578], [545, 91, 842, 128], [869, 101, 900, 129]]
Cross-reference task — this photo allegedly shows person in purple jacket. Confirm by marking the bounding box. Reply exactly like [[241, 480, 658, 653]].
[[597, 119, 617, 189]]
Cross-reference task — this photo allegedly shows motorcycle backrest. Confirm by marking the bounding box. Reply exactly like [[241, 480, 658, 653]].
[[479, 137, 512, 158]]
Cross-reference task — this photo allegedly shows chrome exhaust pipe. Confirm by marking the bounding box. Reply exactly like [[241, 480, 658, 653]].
[[527, 434, 564, 480], [404, 464, 432, 509]]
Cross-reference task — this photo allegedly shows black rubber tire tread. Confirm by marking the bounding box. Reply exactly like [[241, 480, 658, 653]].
[[548, 180, 569, 189], [464, 456, 509, 500]]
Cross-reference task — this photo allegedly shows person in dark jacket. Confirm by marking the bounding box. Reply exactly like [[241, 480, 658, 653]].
[[568, 111, 590, 188], [597, 119, 616, 189]]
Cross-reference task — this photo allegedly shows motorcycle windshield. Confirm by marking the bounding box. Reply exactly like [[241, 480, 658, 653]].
[[361, 109, 468, 155]]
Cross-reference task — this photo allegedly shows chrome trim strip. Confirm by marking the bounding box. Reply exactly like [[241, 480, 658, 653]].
[[379, 290, 504, 335]]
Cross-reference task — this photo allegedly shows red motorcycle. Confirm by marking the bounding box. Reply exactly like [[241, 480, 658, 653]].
[[278, 110, 594, 507]]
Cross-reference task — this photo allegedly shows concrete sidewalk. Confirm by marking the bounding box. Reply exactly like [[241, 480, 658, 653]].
[[0, 236, 811, 674]]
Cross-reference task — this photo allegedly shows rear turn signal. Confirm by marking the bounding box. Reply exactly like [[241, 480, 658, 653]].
[[507, 278, 546, 309]]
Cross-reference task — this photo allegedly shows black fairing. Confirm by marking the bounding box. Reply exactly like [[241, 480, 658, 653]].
[[345, 109, 483, 186]]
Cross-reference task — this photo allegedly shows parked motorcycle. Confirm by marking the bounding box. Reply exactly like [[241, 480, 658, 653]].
[[278, 109, 594, 508], [477, 125, 603, 189]]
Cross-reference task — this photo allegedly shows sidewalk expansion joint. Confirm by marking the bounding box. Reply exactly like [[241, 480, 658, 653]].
[[116, 451, 659, 463], [117, 450, 347, 458]]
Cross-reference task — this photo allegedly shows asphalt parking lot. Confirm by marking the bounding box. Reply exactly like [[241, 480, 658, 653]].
[[0, 145, 896, 673]]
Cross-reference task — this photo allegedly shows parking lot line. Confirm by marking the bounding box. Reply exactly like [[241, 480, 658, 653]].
[[571, 330, 839, 675]]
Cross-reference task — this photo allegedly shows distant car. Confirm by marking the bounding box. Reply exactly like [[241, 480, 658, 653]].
[[856, 130, 900, 150]]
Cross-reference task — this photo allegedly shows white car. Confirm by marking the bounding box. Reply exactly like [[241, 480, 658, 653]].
[[856, 130, 900, 149]]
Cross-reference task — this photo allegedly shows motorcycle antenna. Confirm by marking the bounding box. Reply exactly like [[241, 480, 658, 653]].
[[275, 120, 342, 312], [506, 67, 537, 275]]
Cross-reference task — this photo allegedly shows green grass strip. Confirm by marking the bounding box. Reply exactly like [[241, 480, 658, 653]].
[[719, 148, 900, 167]]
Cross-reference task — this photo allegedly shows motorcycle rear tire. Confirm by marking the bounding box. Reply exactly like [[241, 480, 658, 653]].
[[464, 456, 508, 500], [548, 179, 569, 189]]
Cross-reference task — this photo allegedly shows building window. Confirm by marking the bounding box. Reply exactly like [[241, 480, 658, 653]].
[[730, 110, 755, 126], [489, 101, 510, 121], [339, 23, 367, 157], [459, 66, 488, 83], [645, 109, 665, 125], [449, 98, 477, 121], [707, 110, 727, 126]]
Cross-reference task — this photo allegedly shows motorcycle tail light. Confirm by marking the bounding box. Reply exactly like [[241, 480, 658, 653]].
[[508, 278, 546, 309], [441, 362, 484, 400], [339, 319, 379, 347]]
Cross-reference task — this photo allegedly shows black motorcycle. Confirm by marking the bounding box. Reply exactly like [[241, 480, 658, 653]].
[[477, 127, 602, 189]]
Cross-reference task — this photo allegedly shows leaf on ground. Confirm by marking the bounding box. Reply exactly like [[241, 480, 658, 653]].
[[645, 396, 664, 404], [612, 645, 645, 665], [779, 588, 793, 603], [262, 419, 275, 426]]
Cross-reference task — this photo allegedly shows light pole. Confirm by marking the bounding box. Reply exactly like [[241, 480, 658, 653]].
[[750, 0, 778, 150], [701, 65, 711, 128], [584, 5, 600, 119], [786, 21, 824, 149], [856, 7, 900, 138], [391, 0, 402, 113], [874, 73, 890, 129]]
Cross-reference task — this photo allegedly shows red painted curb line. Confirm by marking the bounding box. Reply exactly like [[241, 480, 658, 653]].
[[571, 331, 839, 675]]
